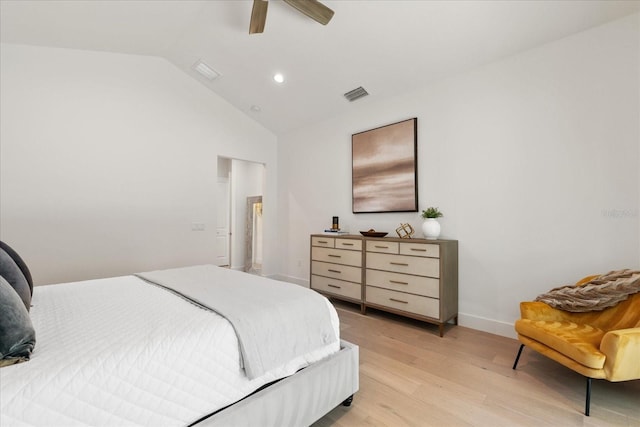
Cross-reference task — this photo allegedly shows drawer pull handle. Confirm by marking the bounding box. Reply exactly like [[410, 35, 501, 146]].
[[374, 245, 389, 249], [317, 240, 328, 244], [389, 280, 408, 285], [410, 248, 427, 252], [342, 243, 354, 246], [328, 269, 341, 274], [389, 298, 408, 304], [328, 284, 341, 289], [390, 262, 409, 266], [328, 254, 342, 258]]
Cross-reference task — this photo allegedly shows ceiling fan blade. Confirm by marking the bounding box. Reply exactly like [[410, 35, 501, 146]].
[[249, 0, 268, 34], [282, 0, 334, 26]]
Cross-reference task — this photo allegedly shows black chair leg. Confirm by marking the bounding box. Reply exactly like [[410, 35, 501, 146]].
[[512, 344, 525, 370], [585, 377, 592, 416], [512, 343, 592, 416]]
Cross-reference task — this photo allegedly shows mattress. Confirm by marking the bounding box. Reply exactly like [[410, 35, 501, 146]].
[[0, 275, 340, 426]]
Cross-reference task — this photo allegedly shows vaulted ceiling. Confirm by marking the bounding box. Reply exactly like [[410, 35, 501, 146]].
[[1, 1, 639, 135]]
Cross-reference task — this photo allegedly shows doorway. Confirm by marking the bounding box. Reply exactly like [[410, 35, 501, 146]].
[[216, 156, 265, 273]]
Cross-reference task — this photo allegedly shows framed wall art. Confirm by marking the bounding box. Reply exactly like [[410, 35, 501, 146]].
[[352, 118, 418, 213]]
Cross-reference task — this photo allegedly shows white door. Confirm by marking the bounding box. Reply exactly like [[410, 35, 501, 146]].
[[215, 176, 230, 266]]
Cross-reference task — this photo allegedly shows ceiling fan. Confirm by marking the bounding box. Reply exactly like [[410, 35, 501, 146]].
[[249, 0, 334, 34]]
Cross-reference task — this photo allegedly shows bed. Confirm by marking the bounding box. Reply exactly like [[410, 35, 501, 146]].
[[0, 242, 359, 427]]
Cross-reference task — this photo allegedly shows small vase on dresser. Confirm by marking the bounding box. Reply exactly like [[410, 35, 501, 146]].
[[422, 218, 441, 239], [420, 207, 444, 240]]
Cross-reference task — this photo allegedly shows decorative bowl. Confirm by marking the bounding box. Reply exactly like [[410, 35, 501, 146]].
[[360, 230, 388, 237]]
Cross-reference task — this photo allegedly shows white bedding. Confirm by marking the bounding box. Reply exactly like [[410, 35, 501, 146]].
[[0, 275, 340, 427], [136, 265, 337, 379]]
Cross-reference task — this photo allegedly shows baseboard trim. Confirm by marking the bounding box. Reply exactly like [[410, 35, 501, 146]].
[[458, 313, 517, 339], [268, 274, 309, 287]]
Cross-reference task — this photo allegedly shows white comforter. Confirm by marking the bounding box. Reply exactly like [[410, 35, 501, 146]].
[[136, 265, 337, 379], [0, 275, 340, 427]]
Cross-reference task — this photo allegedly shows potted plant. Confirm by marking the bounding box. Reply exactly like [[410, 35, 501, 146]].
[[421, 207, 443, 239]]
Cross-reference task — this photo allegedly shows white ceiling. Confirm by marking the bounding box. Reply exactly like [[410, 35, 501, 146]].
[[1, 0, 639, 135]]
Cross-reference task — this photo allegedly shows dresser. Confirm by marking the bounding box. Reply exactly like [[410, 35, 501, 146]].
[[364, 237, 458, 337], [310, 234, 458, 336], [310, 235, 365, 311]]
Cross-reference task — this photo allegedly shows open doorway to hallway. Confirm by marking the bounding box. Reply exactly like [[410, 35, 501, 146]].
[[216, 157, 265, 274]]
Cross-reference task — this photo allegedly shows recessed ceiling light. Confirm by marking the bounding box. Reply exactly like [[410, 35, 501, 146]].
[[192, 60, 221, 81], [250, 105, 262, 112], [273, 73, 285, 83]]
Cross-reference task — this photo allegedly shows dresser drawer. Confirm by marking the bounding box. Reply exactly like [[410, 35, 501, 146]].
[[366, 286, 439, 319], [312, 247, 362, 267], [399, 242, 439, 258], [366, 240, 399, 254], [367, 252, 440, 278], [311, 236, 334, 247], [311, 261, 362, 283], [335, 238, 362, 251], [366, 269, 439, 298], [311, 275, 361, 300]]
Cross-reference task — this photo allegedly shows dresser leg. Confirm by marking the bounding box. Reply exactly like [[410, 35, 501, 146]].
[[439, 324, 444, 337], [361, 304, 366, 314]]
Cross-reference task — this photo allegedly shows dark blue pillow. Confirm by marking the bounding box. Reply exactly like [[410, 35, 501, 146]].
[[0, 241, 33, 296], [0, 246, 31, 311], [0, 276, 36, 366]]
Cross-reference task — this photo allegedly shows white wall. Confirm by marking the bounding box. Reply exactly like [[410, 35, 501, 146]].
[[277, 14, 640, 337], [0, 43, 278, 285]]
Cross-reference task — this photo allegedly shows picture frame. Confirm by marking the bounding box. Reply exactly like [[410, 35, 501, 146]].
[[352, 118, 418, 213]]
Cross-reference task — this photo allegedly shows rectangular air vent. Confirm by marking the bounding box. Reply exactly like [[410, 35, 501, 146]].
[[192, 60, 221, 81], [344, 86, 369, 102]]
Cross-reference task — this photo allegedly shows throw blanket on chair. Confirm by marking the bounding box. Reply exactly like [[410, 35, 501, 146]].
[[535, 269, 640, 312]]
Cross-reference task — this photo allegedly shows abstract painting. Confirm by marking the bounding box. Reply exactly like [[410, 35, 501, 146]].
[[352, 118, 418, 213]]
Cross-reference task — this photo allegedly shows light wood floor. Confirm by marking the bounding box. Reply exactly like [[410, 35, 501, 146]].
[[313, 301, 640, 427]]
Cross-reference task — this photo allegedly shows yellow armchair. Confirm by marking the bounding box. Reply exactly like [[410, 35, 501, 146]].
[[512, 275, 640, 416]]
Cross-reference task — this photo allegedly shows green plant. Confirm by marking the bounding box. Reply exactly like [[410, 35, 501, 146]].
[[421, 207, 443, 219]]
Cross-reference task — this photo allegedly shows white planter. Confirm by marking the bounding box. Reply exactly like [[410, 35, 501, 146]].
[[422, 218, 441, 240]]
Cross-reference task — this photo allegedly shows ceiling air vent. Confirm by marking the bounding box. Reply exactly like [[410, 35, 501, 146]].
[[192, 59, 221, 81], [344, 86, 369, 102]]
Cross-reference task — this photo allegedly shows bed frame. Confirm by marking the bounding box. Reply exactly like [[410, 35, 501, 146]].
[[199, 340, 359, 426]]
